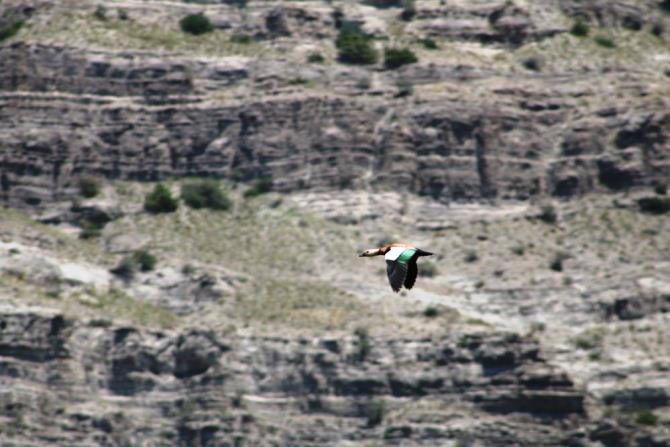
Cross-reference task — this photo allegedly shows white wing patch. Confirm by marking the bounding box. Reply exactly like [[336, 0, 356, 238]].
[[384, 246, 406, 261]]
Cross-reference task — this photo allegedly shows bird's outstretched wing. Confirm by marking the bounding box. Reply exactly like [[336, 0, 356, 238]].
[[386, 260, 408, 293], [404, 260, 418, 290]]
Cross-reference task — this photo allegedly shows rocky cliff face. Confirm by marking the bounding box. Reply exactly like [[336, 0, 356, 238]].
[[1, 0, 669, 209], [1, 0, 670, 446], [0, 308, 590, 446]]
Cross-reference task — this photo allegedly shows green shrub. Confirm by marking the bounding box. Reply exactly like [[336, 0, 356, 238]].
[[654, 183, 667, 195], [384, 47, 418, 69], [635, 410, 659, 426], [651, 22, 665, 37], [110, 256, 136, 279], [144, 184, 178, 214], [365, 0, 402, 8], [79, 176, 101, 198], [539, 203, 558, 224], [118, 9, 129, 20], [132, 250, 156, 272], [336, 24, 378, 65], [366, 399, 385, 427], [511, 245, 525, 256], [570, 21, 589, 37], [0, 21, 24, 41], [395, 78, 414, 97], [572, 327, 604, 350], [594, 35, 616, 48], [93, 5, 107, 21], [243, 176, 273, 198], [400, 0, 416, 21], [661, 0, 670, 14], [354, 327, 370, 362], [181, 180, 231, 211], [180, 13, 213, 35], [419, 37, 438, 49], [522, 55, 543, 71], [423, 306, 440, 318], [79, 219, 104, 239], [307, 52, 325, 63], [637, 196, 670, 215], [230, 34, 253, 44]]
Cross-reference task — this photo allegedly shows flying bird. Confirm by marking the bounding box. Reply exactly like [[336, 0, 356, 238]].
[[359, 243, 433, 292]]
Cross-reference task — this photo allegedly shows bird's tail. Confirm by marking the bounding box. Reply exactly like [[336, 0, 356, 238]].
[[416, 249, 433, 257]]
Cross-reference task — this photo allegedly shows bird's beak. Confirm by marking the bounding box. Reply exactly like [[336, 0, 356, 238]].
[[359, 252, 366, 257]]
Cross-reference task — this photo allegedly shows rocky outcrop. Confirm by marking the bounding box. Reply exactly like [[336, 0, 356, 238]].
[[0, 307, 590, 446]]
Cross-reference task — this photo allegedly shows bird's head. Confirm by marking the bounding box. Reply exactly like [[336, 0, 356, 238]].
[[359, 248, 383, 257]]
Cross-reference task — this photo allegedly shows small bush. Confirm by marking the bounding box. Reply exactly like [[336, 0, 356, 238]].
[[244, 176, 273, 198], [419, 38, 438, 49], [400, 0, 416, 21], [230, 34, 253, 44], [181, 180, 231, 211], [637, 196, 670, 215], [594, 35, 616, 48], [133, 250, 156, 272], [354, 327, 370, 362], [654, 183, 667, 195], [366, 400, 386, 427], [79, 176, 101, 198], [511, 245, 525, 256], [651, 22, 665, 37], [307, 52, 325, 63], [118, 9, 129, 20], [423, 306, 440, 318], [395, 78, 414, 97], [538, 203, 558, 224], [570, 21, 589, 37], [549, 251, 570, 272], [0, 21, 24, 41], [180, 13, 213, 35], [522, 55, 544, 71], [144, 184, 178, 214], [635, 410, 659, 426], [110, 256, 136, 280], [419, 261, 438, 277], [93, 5, 107, 21], [365, 0, 402, 8], [79, 219, 104, 240], [464, 250, 478, 263], [357, 77, 372, 90], [384, 47, 418, 70], [572, 327, 604, 350], [661, 0, 670, 14], [336, 24, 378, 65]]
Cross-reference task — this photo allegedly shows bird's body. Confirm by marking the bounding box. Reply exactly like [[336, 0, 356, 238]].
[[359, 243, 433, 292]]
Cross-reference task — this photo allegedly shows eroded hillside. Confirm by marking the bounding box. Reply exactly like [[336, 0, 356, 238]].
[[1, 0, 670, 446]]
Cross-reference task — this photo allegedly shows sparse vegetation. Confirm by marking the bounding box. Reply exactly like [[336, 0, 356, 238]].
[[400, 0, 417, 21], [93, 5, 107, 21], [79, 219, 104, 240], [594, 35, 616, 48], [570, 21, 589, 37], [118, 9, 129, 21], [365, 399, 386, 427], [244, 176, 273, 198], [384, 47, 418, 69], [635, 410, 659, 426], [0, 21, 24, 41], [572, 327, 605, 350], [464, 250, 478, 263], [230, 34, 253, 44], [423, 306, 440, 318], [511, 245, 525, 256], [181, 180, 231, 211], [307, 52, 325, 63], [132, 250, 157, 272], [651, 22, 665, 37], [144, 184, 178, 214], [419, 37, 438, 49], [79, 176, 101, 198], [637, 196, 670, 215], [395, 78, 414, 97], [179, 13, 214, 36], [354, 327, 371, 362], [336, 23, 378, 65], [522, 55, 544, 71], [110, 256, 137, 280], [538, 203, 558, 224], [549, 251, 570, 272]]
